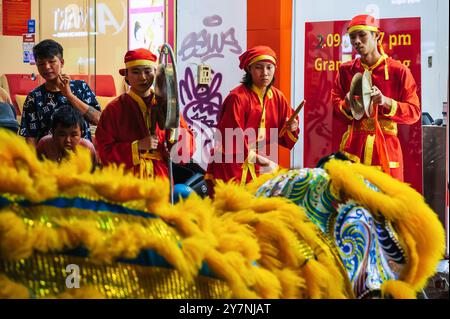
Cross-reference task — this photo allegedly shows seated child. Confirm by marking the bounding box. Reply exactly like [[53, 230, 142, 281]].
[[37, 105, 97, 164]]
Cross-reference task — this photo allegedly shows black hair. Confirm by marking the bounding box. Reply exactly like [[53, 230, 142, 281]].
[[33, 39, 64, 60], [124, 69, 130, 85], [240, 71, 276, 89], [316, 152, 350, 168], [51, 105, 83, 131]]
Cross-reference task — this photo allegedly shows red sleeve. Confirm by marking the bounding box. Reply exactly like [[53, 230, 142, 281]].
[[95, 104, 135, 169], [170, 115, 195, 164], [332, 68, 354, 122], [381, 67, 421, 124], [277, 91, 300, 149], [216, 93, 252, 160]]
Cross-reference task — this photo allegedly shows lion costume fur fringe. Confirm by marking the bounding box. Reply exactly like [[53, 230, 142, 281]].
[[0, 130, 445, 299]]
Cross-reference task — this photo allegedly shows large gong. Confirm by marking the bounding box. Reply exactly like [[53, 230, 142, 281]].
[[154, 44, 180, 131], [153, 43, 180, 205]]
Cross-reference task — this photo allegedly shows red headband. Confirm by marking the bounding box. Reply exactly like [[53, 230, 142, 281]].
[[238, 45, 277, 70], [119, 48, 157, 76]]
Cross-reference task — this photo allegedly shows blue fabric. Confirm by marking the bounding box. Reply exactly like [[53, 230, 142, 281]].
[[173, 184, 194, 203], [6, 195, 159, 219]]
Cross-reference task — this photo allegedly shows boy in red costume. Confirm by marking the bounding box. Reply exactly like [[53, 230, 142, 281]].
[[96, 48, 195, 179], [331, 14, 421, 181]]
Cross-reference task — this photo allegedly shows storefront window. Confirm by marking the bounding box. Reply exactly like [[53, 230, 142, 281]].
[[39, 0, 127, 96]]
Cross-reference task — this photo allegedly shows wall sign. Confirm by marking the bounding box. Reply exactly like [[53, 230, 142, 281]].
[[2, 0, 31, 36], [22, 33, 35, 64]]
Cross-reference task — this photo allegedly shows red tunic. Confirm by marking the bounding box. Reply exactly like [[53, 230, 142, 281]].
[[207, 84, 299, 185], [331, 57, 421, 181], [95, 92, 195, 179]]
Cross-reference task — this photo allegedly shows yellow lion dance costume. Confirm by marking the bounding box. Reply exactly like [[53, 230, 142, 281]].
[[0, 130, 445, 299]]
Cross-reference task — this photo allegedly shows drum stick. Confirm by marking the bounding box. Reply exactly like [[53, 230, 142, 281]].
[[279, 99, 305, 137]]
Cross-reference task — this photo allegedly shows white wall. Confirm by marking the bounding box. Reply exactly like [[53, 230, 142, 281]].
[[292, 0, 449, 167], [176, 0, 246, 169]]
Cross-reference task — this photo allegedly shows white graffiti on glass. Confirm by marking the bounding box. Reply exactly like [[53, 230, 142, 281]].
[[178, 14, 243, 62], [53, 2, 126, 37]]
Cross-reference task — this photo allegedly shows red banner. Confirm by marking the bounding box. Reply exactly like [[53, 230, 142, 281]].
[[304, 17, 422, 194], [2, 0, 31, 36]]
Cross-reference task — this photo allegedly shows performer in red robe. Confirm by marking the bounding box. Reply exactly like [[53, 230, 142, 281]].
[[331, 14, 421, 181], [96, 48, 195, 179], [206, 46, 300, 188]]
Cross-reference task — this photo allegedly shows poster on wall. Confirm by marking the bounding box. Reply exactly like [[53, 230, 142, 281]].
[[2, 0, 31, 36], [128, 0, 165, 53], [22, 33, 35, 64], [303, 17, 422, 193], [176, 0, 246, 169]]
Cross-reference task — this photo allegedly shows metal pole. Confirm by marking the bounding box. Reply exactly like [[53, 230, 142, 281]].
[[168, 156, 174, 204]]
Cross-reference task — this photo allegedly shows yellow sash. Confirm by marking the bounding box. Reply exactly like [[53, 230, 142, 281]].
[[240, 87, 273, 185], [139, 151, 163, 179]]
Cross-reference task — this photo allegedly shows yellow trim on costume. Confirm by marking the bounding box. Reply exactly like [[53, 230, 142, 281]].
[[348, 25, 379, 34], [383, 100, 398, 117], [241, 150, 257, 186], [248, 55, 276, 67], [389, 161, 400, 169], [125, 60, 156, 68], [251, 85, 273, 142], [132, 140, 140, 166], [363, 134, 375, 166], [384, 61, 389, 80], [361, 53, 389, 80], [241, 160, 257, 186], [340, 126, 351, 151], [340, 101, 354, 120], [251, 85, 273, 102], [139, 151, 163, 179], [357, 118, 397, 135], [361, 54, 385, 72], [128, 90, 154, 130], [128, 90, 147, 115], [342, 150, 361, 163], [286, 130, 298, 143]]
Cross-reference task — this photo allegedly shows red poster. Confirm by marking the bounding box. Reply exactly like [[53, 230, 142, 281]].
[[2, 0, 31, 36], [304, 17, 422, 194]]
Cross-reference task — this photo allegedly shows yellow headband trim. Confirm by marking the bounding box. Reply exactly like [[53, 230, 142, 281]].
[[248, 55, 276, 67], [125, 60, 156, 68], [348, 25, 379, 34]]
